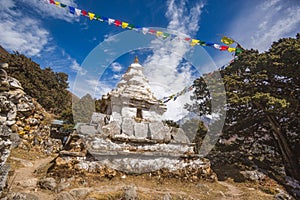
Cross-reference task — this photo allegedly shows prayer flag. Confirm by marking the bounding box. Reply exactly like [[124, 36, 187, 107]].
[[60, 3, 67, 8], [220, 46, 229, 51], [50, 0, 55, 4], [95, 15, 102, 21], [121, 22, 129, 29], [156, 31, 163, 37], [191, 39, 200, 46], [184, 38, 191, 41], [81, 10, 87, 16], [127, 24, 134, 29], [149, 29, 156, 34], [88, 12, 95, 20], [228, 47, 236, 52], [162, 32, 169, 39], [221, 36, 235, 45], [108, 18, 115, 25], [75, 8, 81, 16], [114, 20, 121, 26], [101, 17, 108, 22], [142, 28, 149, 35], [213, 44, 221, 50], [55, 1, 60, 6], [68, 6, 75, 14]]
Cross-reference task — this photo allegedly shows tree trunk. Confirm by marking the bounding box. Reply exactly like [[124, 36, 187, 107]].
[[266, 114, 300, 181]]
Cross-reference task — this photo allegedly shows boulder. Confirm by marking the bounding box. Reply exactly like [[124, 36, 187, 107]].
[[134, 122, 149, 138], [149, 121, 171, 141], [122, 118, 135, 137], [171, 128, 190, 143], [38, 177, 57, 191]]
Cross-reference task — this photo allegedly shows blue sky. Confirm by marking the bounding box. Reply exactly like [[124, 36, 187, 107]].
[[1, 0, 299, 120]]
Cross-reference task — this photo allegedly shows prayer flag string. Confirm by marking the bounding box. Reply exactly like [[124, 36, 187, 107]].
[[48, 1, 243, 55]]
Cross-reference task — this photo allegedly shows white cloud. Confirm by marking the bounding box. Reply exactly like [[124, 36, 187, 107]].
[[0, 0, 49, 57], [111, 62, 123, 72], [21, 0, 79, 23], [228, 0, 300, 52], [70, 60, 87, 75], [143, 0, 204, 121]]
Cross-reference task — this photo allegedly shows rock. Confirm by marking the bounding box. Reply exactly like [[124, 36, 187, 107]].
[[17, 178, 38, 188], [149, 121, 171, 141], [0, 164, 10, 195], [170, 128, 190, 143], [56, 192, 75, 200], [7, 77, 23, 90], [28, 117, 39, 126], [60, 150, 86, 157], [38, 177, 57, 191], [240, 170, 266, 182], [78, 124, 98, 135], [163, 193, 172, 200], [122, 118, 134, 137], [9, 132, 20, 148], [69, 188, 91, 199], [90, 112, 107, 127], [102, 121, 121, 137], [123, 184, 137, 200], [8, 192, 39, 200], [134, 122, 149, 138]]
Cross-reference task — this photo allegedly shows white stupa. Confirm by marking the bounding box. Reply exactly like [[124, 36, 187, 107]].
[[101, 56, 166, 125]]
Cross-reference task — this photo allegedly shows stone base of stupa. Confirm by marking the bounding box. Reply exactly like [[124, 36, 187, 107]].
[[69, 118, 215, 181]]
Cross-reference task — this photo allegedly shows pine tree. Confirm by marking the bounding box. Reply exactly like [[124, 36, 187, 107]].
[[188, 34, 300, 181]]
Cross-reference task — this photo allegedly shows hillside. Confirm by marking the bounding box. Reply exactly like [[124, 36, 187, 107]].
[[0, 48, 74, 123]]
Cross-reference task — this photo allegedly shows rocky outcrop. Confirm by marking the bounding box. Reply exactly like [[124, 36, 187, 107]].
[[0, 63, 62, 195]]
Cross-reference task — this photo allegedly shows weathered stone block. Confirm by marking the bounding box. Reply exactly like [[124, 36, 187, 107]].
[[90, 112, 107, 127], [122, 118, 134, 137], [134, 122, 148, 138], [78, 124, 98, 135], [171, 128, 190, 143], [149, 121, 171, 141], [102, 121, 121, 137]]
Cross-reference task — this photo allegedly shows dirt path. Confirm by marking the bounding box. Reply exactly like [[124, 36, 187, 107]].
[[8, 155, 56, 199], [218, 181, 243, 199]]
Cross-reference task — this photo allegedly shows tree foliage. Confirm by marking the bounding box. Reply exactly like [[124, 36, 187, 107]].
[[188, 34, 300, 182], [0, 52, 73, 122]]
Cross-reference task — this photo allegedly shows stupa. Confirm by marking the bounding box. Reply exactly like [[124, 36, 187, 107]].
[[71, 57, 214, 178]]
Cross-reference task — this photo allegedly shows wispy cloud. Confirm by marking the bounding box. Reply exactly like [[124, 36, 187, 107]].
[[0, 0, 50, 57], [111, 62, 123, 72], [0, 0, 79, 57], [143, 0, 204, 121], [21, 0, 79, 23], [228, 0, 300, 52]]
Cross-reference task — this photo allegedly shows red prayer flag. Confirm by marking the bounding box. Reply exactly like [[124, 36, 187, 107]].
[[184, 38, 191, 41], [114, 20, 121, 26], [49, 0, 55, 4], [149, 29, 156, 34], [81, 10, 87, 16], [220, 46, 229, 51]]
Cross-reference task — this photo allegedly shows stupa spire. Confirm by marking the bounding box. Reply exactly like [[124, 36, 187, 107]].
[[134, 56, 139, 63]]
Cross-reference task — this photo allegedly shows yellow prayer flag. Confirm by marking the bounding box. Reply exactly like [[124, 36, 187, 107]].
[[122, 22, 129, 29], [221, 36, 235, 45], [156, 31, 163, 37], [228, 47, 236, 52], [88, 12, 95, 20], [55, 1, 60, 6], [190, 39, 199, 46]]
